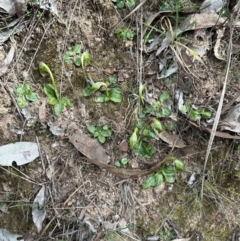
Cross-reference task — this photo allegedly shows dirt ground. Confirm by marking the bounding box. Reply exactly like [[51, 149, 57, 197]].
[[1, 0, 240, 240]]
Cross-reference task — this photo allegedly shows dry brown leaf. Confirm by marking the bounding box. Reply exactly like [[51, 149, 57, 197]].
[[104, 68, 115, 75], [38, 99, 46, 123], [158, 131, 187, 148], [118, 139, 128, 152], [0, 46, 14, 76], [69, 129, 110, 164]]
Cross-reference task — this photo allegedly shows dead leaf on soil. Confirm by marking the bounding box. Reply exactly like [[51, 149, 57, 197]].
[[219, 103, 240, 133], [0, 0, 15, 15], [0, 46, 14, 76], [39, 99, 46, 123], [118, 140, 128, 152], [0, 142, 39, 166], [200, 0, 225, 13], [189, 121, 240, 139], [69, 128, 169, 178], [48, 122, 66, 136], [158, 131, 187, 148], [0, 229, 24, 241], [32, 186, 46, 233], [104, 68, 115, 75]]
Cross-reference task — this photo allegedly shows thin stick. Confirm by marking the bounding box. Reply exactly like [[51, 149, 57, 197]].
[[201, 13, 235, 199], [36, 136, 46, 173]]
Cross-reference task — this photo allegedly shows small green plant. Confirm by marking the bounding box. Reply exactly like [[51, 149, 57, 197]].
[[39, 62, 73, 116], [180, 104, 211, 121], [14, 83, 38, 108], [111, 0, 135, 9], [87, 124, 112, 144], [64, 44, 90, 67], [142, 157, 185, 189], [115, 28, 135, 41], [115, 158, 129, 167], [158, 227, 177, 241], [141, 92, 172, 118], [83, 76, 122, 103], [129, 118, 163, 158]]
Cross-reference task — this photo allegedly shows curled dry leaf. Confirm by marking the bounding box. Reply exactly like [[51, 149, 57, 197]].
[[32, 186, 46, 233], [0, 46, 14, 76], [104, 68, 115, 75], [39, 99, 46, 123], [0, 0, 16, 14], [0, 229, 24, 241], [219, 103, 240, 133], [118, 139, 128, 152], [158, 131, 187, 148]]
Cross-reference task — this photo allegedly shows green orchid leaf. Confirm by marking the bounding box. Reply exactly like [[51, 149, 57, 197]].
[[17, 96, 27, 108], [64, 51, 72, 63], [44, 84, 58, 99], [100, 129, 112, 137], [14, 83, 30, 96], [161, 107, 171, 117], [73, 44, 81, 54], [81, 52, 90, 65], [164, 174, 176, 183], [152, 118, 163, 132], [54, 103, 64, 116], [142, 105, 154, 115], [106, 76, 117, 84], [164, 122, 174, 130], [48, 96, 58, 105], [109, 88, 122, 103], [92, 82, 105, 91], [116, 1, 124, 8], [103, 125, 109, 130], [59, 97, 73, 107], [115, 28, 134, 40], [126, 0, 135, 8], [87, 125, 96, 134], [200, 109, 212, 118], [162, 166, 176, 183], [137, 120, 146, 129], [142, 175, 156, 189], [121, 158, 128, 165], [98, 135, 106, 143], [189, 109, 201, 121], [115, 161, 121, 167], [25, 92, 38, 102], [174, 159, 185, 172], [73, 56, 81, 66], [180, 105, 188, 114], [129, 127, 138, 149], [160, 92, 170, 103], [134, 141, 155, 158], [143, 127, 156, 138], [95, 95, 108, 102], [39, 62, 53, 77], [155, 173, 164, 187], [83, 87, 94, 97]]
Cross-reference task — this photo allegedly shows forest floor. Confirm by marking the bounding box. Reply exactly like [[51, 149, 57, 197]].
[[1, 0, 240, 240]]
